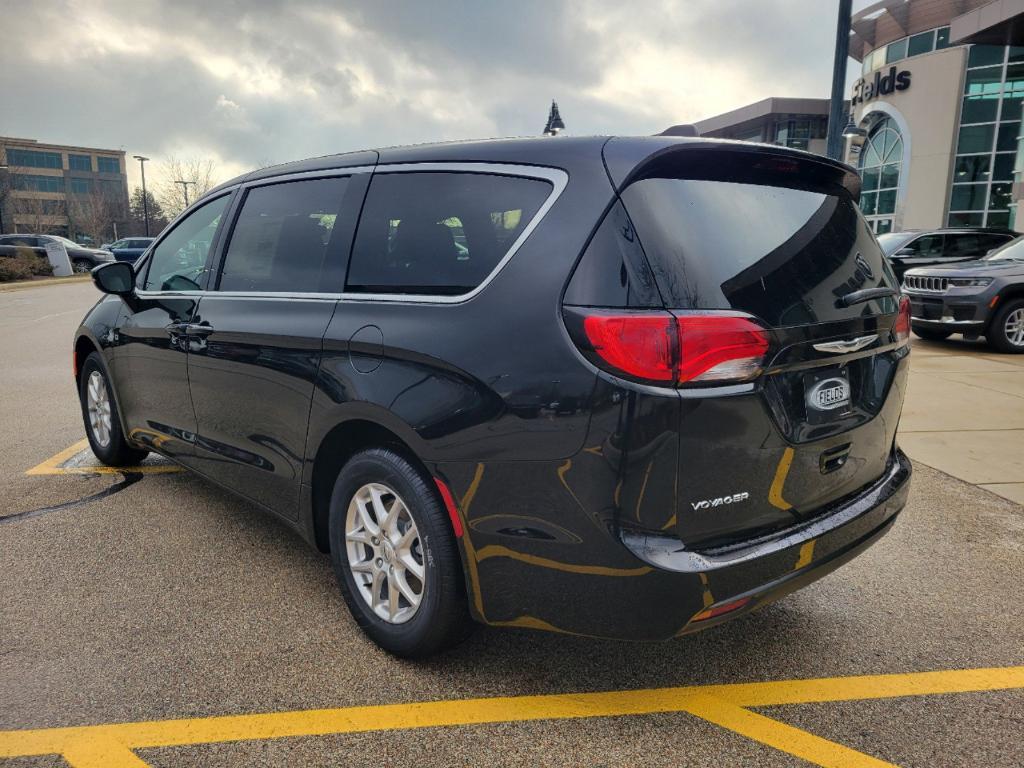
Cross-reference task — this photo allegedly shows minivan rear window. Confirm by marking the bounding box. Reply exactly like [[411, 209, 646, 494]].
[[346, 172, 552, 296], [621, 178, 898, 326]]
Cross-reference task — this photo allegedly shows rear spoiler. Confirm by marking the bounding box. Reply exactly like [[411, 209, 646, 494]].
[[603, 137, 861, 202]]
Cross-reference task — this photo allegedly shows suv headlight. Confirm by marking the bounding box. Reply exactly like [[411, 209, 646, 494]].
[[948, 277, 993, 287]]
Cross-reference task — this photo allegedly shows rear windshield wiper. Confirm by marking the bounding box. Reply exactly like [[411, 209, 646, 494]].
[[838, 287, 899, 307]]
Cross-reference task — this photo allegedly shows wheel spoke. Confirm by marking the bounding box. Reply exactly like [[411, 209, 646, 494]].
[[346, 528, 372, 546], [380, 499, 403, 538], [398, 551, 424, 580], [349, 558, 374, 574], [387, 572, 401, 619], [354, 495, 380, 535]]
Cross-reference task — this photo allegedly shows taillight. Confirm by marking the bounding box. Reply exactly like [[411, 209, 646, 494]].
[[675, 314, 770, 384], [582, 313, 675, 382], [575, 310, 770, 386], [894, 295, 911, 347]]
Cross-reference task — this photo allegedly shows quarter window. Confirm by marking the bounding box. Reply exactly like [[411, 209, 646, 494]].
[[218, 177, 350, 293], [143, 195, 230, 292], [346, 172, 551, 296]]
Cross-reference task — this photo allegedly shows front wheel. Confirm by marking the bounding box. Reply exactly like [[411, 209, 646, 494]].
[[328, 448, 471, 657], [912, 324, 952, 342], [72, 259, 93, 274], [987, 299, 1024, 353], [78, 352, 149, 466]]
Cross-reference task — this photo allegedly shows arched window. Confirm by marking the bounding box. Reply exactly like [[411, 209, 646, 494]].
[[858, 117, 903, 233]]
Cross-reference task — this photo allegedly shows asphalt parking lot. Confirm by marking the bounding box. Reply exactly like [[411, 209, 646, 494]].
[[2, 281, 1023, 768]]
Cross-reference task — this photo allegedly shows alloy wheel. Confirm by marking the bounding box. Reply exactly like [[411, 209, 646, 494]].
[[344, 482, 425, 624], [1005, 308, 1024, 348], [86, 371, 112, 447]]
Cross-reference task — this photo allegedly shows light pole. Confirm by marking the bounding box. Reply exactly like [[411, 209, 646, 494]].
[[174, 180, 196, 209], [0, 162, 8, 235], [133, 155, 150, 236], [826, 0, 853, 160]]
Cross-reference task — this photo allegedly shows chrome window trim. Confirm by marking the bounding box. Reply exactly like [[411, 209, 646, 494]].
[[133, 162, 568, 304]]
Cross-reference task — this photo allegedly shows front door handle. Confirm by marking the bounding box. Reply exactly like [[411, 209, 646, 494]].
[[184, 323, 214, 336]]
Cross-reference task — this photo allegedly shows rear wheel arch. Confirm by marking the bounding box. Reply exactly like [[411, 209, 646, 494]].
[[310, 418, 434, 553]]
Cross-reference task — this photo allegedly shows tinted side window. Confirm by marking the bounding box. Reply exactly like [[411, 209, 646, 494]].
[[143, 195, 230, 292], [347, 172, 552, 296], [563, 200, 662, 308], [945, 234, 980, 256], [905, 234, 944, 257], [219, 177, 350, 293]]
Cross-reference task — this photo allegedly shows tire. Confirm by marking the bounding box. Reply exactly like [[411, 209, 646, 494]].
[[911, 324, 952, 342], [78, 352, 149, 466], [72, 259, 93, 274], [986, 299, 1024, 354], [328, 448, 471, 657]]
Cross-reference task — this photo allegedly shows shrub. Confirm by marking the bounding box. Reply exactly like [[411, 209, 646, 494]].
[[0, 257, 33, 282], [22, 254, 54, 277]]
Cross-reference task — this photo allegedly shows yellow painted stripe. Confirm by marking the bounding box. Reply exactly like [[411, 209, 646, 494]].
[[474, 544, 652, 577], [681, 695, 896, 768], [25, 439, 182, 476], [768, 446, 795, 510], [25, 439, 90, 475], [62, 736, 152, 768], [2, 667, 1022, 761]]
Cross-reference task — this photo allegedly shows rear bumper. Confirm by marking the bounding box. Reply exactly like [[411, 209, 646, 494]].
[[624, 448, 912, 637], [462, 448, 911, 640]]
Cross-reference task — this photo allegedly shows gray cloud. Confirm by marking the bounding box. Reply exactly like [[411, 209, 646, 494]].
[[1, 1, 867, 188]]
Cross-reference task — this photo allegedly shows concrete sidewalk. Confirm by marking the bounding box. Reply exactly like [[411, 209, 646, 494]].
[[900, 335, 1024, 505]]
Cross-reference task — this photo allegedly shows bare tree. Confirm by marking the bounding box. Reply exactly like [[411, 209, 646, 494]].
[[68, 189, 121, 245], [9, 197, 55, 234], [156, 156, 220, 218]]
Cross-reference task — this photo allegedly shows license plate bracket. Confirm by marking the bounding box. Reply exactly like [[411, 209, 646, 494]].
[[804, 367, 852, 424]]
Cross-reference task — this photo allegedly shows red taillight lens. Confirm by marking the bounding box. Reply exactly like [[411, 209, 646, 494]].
[[676, 315, 770, 384], [582, 313, 676, 382], [894, 295, 911, 347], [578, 310, 769, 386]]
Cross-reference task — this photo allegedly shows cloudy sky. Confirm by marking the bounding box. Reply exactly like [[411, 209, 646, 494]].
[[2, 0, 875, 191]]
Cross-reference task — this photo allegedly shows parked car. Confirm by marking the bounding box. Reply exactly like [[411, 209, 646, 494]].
[[73, 136, 912, 656], [0, 234, 113, 272], [877, 227, 1015, 281], [903, 235, 1024, 352], [102, 237, 154, 263]]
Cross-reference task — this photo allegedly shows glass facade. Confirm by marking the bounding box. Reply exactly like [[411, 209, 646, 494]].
[[6, 148, 62, 169], [12, 174, 63, 193], [68, 154, 92, 171], [69, 178, 93, 195], [948, 44, 1024, 227], [773, 119, 822, 150], [858, 117, 903, 234], [96, 156, 120, 173], [862, 26, 951, 76]]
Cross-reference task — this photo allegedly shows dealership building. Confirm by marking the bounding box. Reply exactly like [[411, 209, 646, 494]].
[[697, 0, 1024, 235]]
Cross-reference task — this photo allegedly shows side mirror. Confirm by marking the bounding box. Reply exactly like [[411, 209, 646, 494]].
[[893, 247, 914, 257], [92, 261, 135, 296]]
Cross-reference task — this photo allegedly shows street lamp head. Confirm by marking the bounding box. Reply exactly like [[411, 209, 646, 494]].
[[133, 155, 150, 162], [842, 120, 867, 139]]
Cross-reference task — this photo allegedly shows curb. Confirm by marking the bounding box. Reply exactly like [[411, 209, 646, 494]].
[[0, 275, 93, 293]]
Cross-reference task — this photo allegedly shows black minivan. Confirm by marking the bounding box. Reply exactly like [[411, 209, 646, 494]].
[[75, 136, 912, 656]]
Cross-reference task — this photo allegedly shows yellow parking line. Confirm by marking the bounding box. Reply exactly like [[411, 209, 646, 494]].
[[25, 439, 181, 476], [1, 667, 1021, 766]]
